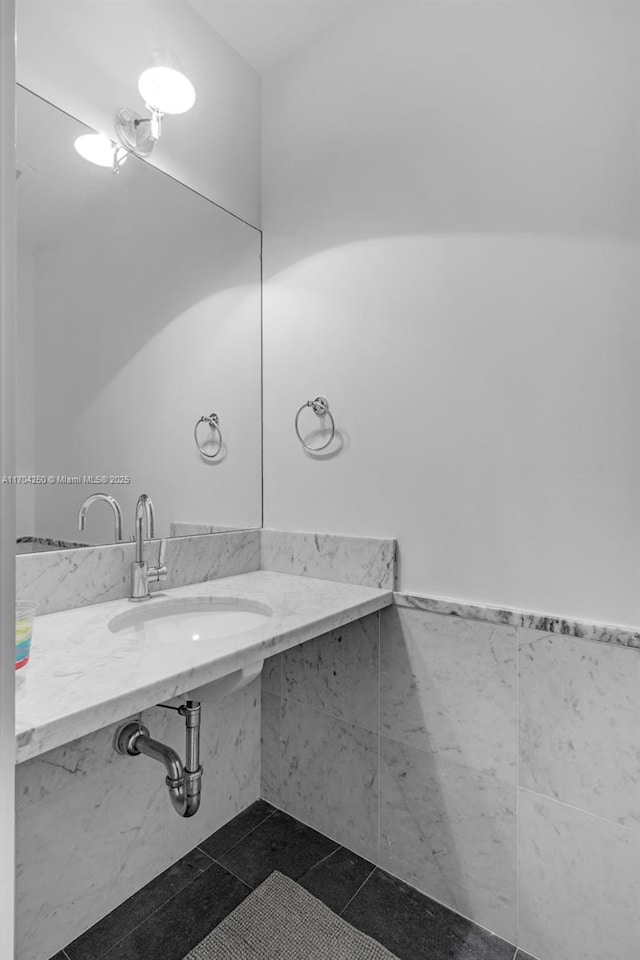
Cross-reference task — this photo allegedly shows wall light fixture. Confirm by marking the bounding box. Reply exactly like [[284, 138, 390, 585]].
[[74, 67, 196, 173], [115, 67, 196, 161]]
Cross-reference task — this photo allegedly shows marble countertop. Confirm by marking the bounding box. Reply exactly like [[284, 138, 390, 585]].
[[16, 570, 392, 763]]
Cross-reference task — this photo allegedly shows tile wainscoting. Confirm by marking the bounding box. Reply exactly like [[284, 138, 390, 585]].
[[16, 677, 261, 960], [262, 601, 640, 960]]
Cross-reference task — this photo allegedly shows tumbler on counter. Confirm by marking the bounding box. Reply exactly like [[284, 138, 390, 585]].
[[15, 601, 38, 670]]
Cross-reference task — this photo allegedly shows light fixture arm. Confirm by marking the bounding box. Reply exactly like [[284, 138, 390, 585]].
[[148, 108, 163, 143]]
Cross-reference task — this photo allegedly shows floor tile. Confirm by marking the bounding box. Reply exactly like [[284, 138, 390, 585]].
[[65, 847, 211, 960], [100, 861, 249, 960], [48, 954, 69, 960], [297, 846, 375, 914], [198, 798, 275, 860], [514, 952, 537, 960], [217, 808, 338, 887], [342, 868, 515, 960]]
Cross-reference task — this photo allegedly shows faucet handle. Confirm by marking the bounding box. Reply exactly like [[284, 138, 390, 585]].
[[149, 538, 168, 584], [157, 538, 168, 578]]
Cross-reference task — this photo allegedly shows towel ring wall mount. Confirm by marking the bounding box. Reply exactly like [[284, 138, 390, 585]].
[[294, 396, 335, 451], [194, 413, 223, 460]]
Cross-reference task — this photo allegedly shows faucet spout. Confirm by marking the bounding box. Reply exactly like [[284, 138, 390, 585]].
[[134, 493, 155, 561], [78, 494, 123, 542]]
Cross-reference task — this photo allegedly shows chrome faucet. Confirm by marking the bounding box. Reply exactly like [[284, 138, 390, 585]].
[[130, 493, 168, 602], [78, 494, 123, 542]]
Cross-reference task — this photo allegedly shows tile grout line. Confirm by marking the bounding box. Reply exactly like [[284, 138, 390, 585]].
[[275, 688, 378, 734], [338, 865, 377, 918], [211, 858, 254, 891], [517, 783, 640, 832], [303, 844, 342, 874], [211, 807, 278, 862]]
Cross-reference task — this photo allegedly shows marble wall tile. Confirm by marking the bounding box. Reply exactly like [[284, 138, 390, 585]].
[[381, 607, 517, 780], [262, 652, 283, 696], [379, 737, 517, 943], [260, 529, 396, 590], [518, 789, 640, 960], [519, 631, 640, 829], [163, 529, 260, 589], [261, 690, 282, 806], [280, 698, 378, 862], [17, 529, 260, 614], [282, 613, 379, 731], [16, 540, 134, 614], [16, 708, 169, 960], [16, 680, 261, 960]]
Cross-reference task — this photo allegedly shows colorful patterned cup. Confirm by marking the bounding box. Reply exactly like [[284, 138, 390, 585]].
[[16, 601, 38, 670]]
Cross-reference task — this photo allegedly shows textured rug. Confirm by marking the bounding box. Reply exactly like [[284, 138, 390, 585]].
[[183, 870, 400, 960]]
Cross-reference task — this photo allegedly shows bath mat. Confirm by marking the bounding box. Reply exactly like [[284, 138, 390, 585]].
[[182, 870, 400, 960]]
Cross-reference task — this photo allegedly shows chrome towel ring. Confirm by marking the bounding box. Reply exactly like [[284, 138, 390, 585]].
[[294, 396, 335, 451], [194, 413, 222, 460]]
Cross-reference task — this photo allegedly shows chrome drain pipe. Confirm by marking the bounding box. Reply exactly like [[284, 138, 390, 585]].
[[115, 701, 203, 818]]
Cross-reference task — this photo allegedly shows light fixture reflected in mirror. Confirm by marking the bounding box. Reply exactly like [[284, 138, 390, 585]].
[[74, 134, 128, 174]]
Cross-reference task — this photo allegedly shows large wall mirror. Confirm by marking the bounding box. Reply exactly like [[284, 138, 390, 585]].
[[15, 87, 262, 553]]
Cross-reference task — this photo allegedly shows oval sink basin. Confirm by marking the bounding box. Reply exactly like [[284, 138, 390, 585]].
[[108, 596, 272, 644]]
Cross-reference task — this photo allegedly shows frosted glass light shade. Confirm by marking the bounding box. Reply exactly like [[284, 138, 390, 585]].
[[138, 67, 196, 115], [74, 134, 126, 168]]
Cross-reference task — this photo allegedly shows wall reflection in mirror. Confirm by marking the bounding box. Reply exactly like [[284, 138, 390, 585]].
[[15, 87, 262, 554]]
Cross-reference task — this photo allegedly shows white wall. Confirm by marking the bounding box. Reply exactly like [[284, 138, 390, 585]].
[[15, 247, 34, 537], [262, 0, 640, 626], [17, 0, 261, 225]]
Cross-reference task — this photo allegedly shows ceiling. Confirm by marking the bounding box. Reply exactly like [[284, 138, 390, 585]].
[[185, 0, 363, 75]]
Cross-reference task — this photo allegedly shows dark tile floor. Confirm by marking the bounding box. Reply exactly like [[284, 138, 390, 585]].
[[50, 800, 529, 960]]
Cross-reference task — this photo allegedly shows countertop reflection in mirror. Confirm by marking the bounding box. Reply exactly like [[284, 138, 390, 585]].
[[15, 86, 262, 552]]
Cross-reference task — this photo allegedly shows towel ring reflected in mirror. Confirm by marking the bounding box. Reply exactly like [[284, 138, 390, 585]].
[[194, 413, 223, 460], [294, 396, 336, 451]]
